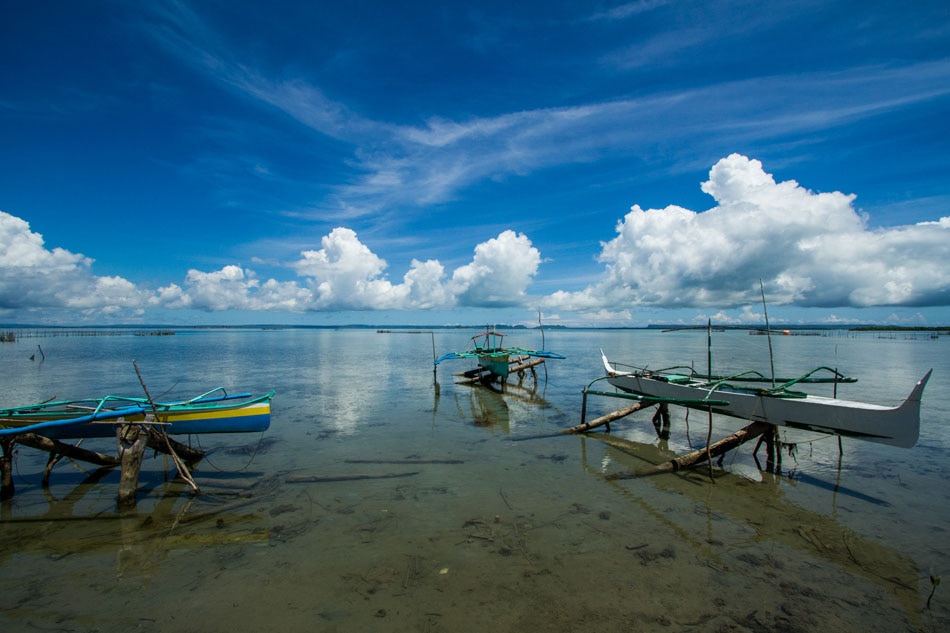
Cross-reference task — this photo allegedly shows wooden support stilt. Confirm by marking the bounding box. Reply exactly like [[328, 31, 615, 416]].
[[43, 452, 63, 485], [14, 433, 120, 469], [651, 403, 671, 439], [116, 423, 148, 508], [608, 421, 770, 479], [145, 432, 204, 466], [563, 401, 649, 435], [1, 438, 15, 501], [9, 433, 120, 486], [509, 393, 650, 441], [752, 424, 781, 472], [0, 431, 199, 497], [508, 357, 545, 375]]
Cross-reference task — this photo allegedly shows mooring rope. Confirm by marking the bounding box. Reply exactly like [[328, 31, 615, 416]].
[[192, 427, 268, 473]]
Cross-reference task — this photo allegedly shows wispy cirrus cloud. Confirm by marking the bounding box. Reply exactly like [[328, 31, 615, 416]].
[[144, 3, 950, 230]]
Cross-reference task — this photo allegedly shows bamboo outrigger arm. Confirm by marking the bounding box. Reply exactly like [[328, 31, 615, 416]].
[[579, 374, 730, 432]]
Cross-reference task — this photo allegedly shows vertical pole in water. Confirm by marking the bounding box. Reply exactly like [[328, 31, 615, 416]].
[[704, 319, 715, 480], [760, 280, 776, 387], [431, 332, 439, 391], [539, 312, 549, 382], [0, 438, 15, 501], [539, 311, 546, 350]]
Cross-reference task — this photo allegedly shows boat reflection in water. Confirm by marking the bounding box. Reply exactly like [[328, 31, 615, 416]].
[[576, 430, 921, 623]]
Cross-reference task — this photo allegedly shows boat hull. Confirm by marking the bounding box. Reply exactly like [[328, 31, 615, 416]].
[[0, 395, 273, 440], [603, 360, 930, 449], [478, 352, 511, 379]]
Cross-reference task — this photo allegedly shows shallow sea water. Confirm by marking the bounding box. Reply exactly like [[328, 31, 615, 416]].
[[0, 327, 947, 632]]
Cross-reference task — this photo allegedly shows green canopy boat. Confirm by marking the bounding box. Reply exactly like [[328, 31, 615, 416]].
[[435, 330, 565, 381]]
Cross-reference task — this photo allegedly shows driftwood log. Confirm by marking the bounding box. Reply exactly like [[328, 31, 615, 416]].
[[285, 471, 420, 484], [344, 459, 463, 465], [608, 421, 770, 479]]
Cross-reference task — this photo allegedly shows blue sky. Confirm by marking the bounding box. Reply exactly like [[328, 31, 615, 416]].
[[1, 1, 948, 327]]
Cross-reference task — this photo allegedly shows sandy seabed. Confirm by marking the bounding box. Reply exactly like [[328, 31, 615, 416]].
[[2, 442, 944, 633]]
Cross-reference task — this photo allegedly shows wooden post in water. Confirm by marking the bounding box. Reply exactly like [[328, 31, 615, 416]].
[[116, 422, 148, 508], [651, 403, 671, 439], [752, 423, 783, 472], [0, 438, 15, 501]]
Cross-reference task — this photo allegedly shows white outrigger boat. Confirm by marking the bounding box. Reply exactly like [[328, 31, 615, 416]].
[[601, 352, 931, 449]]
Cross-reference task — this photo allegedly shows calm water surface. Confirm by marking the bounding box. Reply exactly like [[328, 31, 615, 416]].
[[0, 328, 947, 632]]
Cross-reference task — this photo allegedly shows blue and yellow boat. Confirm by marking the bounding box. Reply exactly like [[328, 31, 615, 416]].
[[0, 388, 274, 440]]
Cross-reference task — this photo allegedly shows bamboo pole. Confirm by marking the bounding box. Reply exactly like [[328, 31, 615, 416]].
[[508, 398, 650, 442], [563, 401, 649, 434], [508, 357, 545, 375], [608, 421, 770, 479], [133, 361, 199, 493]]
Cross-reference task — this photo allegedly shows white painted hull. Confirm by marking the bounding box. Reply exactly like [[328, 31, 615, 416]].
[[602, 355, 931, 448]]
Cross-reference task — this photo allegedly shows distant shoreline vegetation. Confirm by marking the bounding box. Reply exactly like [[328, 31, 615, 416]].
[[848, 325, 949, 332], [0, 324, 946, 339]]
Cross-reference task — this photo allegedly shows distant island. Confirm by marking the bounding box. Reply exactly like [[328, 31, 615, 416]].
[[2, 323, 947, 341]]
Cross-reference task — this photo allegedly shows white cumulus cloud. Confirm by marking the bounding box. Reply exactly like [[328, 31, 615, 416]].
[[0, 211, 148, 314], [3, 153, 947, 323], [160, 227, 541, 314], [449, 230, 541, 307], [545, 154, 950, 312]]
